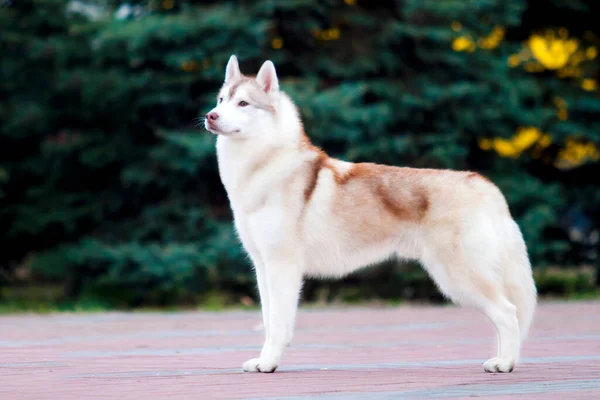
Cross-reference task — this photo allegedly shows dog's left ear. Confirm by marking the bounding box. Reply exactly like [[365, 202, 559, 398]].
[[256, 60, 279, 93]]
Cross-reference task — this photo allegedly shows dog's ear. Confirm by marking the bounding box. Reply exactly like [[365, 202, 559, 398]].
[[225, 55, 241, 83], [256, 60, 279, 93]]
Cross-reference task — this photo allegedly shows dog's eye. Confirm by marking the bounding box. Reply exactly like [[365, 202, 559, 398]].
[[238, 101, 249, 107], [218, 97, 223, 103]]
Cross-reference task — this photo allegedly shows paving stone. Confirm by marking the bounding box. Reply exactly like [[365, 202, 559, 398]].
[[1, 301, 599, 399]]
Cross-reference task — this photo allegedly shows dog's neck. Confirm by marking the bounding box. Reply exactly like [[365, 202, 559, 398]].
[[270, 91, 304, 147]]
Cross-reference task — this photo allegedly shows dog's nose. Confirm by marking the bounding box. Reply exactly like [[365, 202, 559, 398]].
[[206, 112, 219, 121]]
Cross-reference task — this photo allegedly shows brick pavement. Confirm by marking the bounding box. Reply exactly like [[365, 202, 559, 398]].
[[1, 301, 599, 399]]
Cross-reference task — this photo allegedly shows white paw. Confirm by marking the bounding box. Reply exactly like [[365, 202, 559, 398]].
[[242, 357, 278, 373], [483, 357, 515, 373]]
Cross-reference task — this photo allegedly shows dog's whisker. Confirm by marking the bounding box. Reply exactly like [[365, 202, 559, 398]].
[[194, 117, 207, 128]]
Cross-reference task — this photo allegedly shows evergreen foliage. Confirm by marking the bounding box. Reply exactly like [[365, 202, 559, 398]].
[[1, 0, 598, 306]]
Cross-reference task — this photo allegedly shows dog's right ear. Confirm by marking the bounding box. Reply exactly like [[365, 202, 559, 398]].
[[256, 60, 279, 93], [225, 55, 241, 83]]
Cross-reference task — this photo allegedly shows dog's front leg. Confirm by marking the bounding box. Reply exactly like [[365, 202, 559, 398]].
[[243, 254, 303, 373], [254, 261, 270, 342]]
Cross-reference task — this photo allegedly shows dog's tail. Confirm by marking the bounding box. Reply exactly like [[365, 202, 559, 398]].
[[502, 219, 538, 343]]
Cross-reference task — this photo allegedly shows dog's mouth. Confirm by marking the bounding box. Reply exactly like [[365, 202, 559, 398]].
[[204, 121, 240, 135], [204, 119, 219, 133], [205, 121, 226, 135]]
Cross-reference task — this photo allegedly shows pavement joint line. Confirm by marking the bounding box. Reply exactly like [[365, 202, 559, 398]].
[[248, 379, 600, 400], [64, 354, 600, 379], [60, 334, 600, 358], [0, 361, 68, 368], [2, 326, 599, 349], [2, 332, 598, 353], [0, 322, 455, 348], [1, 302, 598, 325]]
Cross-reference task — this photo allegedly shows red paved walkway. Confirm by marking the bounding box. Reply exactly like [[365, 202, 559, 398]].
[[1, 301, 599, 399]]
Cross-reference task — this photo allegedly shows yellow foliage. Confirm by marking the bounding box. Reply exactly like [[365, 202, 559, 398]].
[[514, 127, 549, 150], [493, 140, 520, 158], [554, 97, 567, 108], [507, 55, 520, 67], [557, 108, 568, 121], [538, 134, 552, 148], [524, 62, 544, 72], [452, 25, 503, 52], [313, 28, 340, 41], [479, 26, 504, 49], [499, 29, 596, 94], [554, 96, 568, 121], [581, 78, 597, 91], [182, 60, 212, 72], [478, 127, 550, 158], [271, 37, 283, 49], [570, 52, 587, 67], [558, 28, 567, 38], [586, 46, 597, 59], [556, 66, 582, 78], [452, 36, 475, 52], [528, 34, 578, 69], [181, 61, 199, 72], [556, 138, 600, 169], [479, 138, 493, 150], [344, 0, 356, 5], [479, 127, 600, 170]]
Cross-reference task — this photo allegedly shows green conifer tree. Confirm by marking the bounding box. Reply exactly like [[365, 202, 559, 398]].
[[1, 0, 598, 305]]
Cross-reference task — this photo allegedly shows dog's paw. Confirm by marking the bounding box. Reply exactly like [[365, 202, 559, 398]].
[[242, 357, 278, 373], [483, 357, 515, 373]]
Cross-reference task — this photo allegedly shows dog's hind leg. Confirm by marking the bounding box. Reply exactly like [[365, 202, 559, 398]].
[[479, 296, 520, 372], [423, 253, 520, 372], [420, 212, 525, 373]]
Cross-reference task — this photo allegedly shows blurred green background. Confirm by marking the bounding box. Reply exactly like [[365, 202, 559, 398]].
[[1, 0, 599, 312]]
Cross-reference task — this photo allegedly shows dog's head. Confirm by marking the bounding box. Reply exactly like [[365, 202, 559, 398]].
[[204, 55, 282, 139]]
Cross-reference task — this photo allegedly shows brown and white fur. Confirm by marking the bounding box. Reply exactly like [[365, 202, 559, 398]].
[[204, 55, 537, 374]]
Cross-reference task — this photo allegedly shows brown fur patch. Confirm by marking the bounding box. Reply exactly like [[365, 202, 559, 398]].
[[299, 130, 322, 152], [303, 154, 326, 203], [325, 160, 351, 185], [299, 132, 431, 223], [418, 189, 430, 215], [341, 163, 431, 222], [300, 130, 326, 202]]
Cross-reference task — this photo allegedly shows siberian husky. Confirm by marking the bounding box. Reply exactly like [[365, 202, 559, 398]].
[[204, 55, 537, 374]]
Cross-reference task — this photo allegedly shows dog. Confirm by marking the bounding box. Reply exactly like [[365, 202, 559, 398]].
[[204, 55, 537, 374]]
